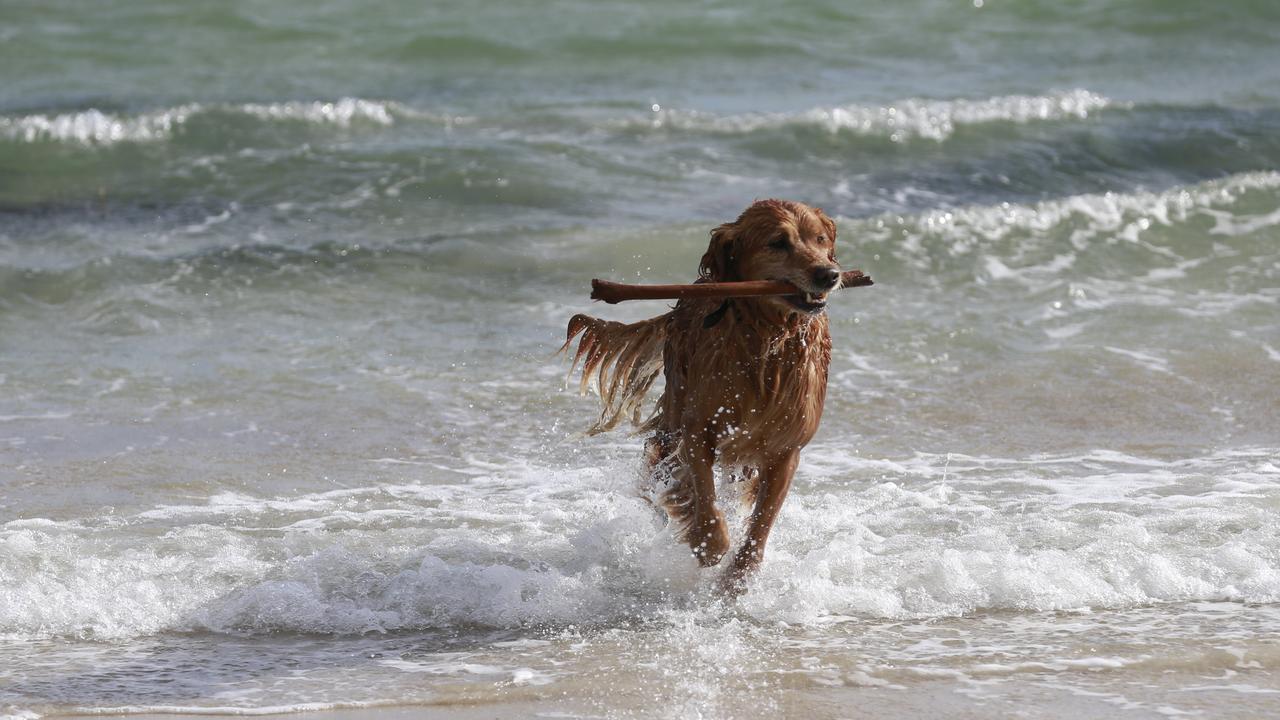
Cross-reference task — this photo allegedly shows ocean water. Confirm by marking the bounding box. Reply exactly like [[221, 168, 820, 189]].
[[2, 1, 1280, 717]]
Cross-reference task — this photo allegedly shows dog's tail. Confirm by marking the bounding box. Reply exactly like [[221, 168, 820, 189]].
[[561, 312, 668, 435]]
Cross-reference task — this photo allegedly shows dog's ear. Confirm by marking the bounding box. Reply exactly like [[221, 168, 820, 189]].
[[815, 208, 838, 262], [699, 223, 738, 282]]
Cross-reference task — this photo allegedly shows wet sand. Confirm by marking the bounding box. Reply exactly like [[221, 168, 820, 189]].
[[56, 673, 1280, 720]]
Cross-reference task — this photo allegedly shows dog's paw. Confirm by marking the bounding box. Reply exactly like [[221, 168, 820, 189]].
[[689, 511, 731, 567], [718, 544, 763, 594], [716, 567, 749, 597]]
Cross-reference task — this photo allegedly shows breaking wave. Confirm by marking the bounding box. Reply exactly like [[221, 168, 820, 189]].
[[2, 447, 1277, 641], [0, 91, 1113, 147], [0, 98, 435, 145], [639, 89, 1115, 141]]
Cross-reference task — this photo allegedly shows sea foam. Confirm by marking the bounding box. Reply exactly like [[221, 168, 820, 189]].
[[2, 447, 1277, 641], [0, 99, 407, 145], [0, 91, 1111, 147], [645, 89, 1114, 141]]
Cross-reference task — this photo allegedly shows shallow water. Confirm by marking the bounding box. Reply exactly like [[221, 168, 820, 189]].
[[2, 1, 1280, 718]]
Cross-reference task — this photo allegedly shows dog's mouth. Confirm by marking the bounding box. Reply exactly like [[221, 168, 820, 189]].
[[783, 291, 829, 314]]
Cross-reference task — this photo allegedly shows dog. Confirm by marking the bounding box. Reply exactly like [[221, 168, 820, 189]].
[[563, 199, 842, 592]]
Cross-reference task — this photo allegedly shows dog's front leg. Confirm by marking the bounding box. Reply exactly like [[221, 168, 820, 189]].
[[682, 433, 731, 567], [721, 448, 799, 593]]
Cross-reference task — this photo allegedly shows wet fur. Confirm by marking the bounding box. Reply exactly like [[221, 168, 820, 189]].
[[562, 199, 841, 592]]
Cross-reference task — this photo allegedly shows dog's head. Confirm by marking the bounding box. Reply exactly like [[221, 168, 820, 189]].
[[699, 199, 841, 316]]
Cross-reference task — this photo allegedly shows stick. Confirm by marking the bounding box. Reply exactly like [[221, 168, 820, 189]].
[[591, 269, 872, 304]]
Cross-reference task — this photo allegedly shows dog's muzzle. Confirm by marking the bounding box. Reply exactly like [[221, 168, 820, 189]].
[[784, 266, 840, 314], [784, 291, 829, 314]]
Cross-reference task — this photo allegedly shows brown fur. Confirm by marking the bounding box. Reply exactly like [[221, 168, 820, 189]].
[[562, 199, 842, 593]]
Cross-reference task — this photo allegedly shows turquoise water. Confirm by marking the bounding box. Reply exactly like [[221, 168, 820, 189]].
[[2, 2, 1280, 717]]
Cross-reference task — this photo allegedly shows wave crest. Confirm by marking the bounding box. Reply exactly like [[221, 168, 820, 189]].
[[0, 98, 411, 145], [645, 89, 1114, 141], [2, 448, 1278, 640], [0, 90, 1112, 147]]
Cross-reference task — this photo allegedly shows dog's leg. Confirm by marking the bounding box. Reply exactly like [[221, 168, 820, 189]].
[[641, 431, 677, 507], [720, 448, 799, 593], [643, 432, 668, 484], [679, 433, 731, 567]]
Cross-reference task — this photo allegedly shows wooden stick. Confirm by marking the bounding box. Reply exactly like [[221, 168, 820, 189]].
[[591, 269, 872, 304]]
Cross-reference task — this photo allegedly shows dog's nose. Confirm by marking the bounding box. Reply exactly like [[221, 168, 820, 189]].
[[813, 266, 840, 290]]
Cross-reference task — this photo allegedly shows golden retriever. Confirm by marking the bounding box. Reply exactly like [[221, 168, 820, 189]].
[[563, 199, 842, 592]]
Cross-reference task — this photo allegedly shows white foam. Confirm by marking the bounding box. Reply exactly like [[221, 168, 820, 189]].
[[2, 446, 1279, 641], [1103, 346, 1173, 374], [236, 98, 396, 126], [1207, 205, 1280, 236], [0, 98, 411, 145], [738, 446, 1280, 622], [895, 171, 1280, 250], [848, 171, 1280, 325], [0, 106, 198, 144], [647, 89, 1113, 142], [982, 255, 1016, 281]]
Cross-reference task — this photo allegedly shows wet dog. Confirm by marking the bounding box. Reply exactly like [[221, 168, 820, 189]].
[[563, 199, 842, 592]]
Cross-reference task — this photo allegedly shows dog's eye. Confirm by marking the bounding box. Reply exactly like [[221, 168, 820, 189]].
[[815, 235, 827, 245], [768, 235, 790, 251]]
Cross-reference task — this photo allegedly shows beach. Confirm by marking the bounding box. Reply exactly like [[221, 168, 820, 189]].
[[53, 676, 1280, 720], [3, 0, 1280, 717]]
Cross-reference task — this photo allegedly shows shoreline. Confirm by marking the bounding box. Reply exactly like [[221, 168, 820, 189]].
[[44, 672, 1280, 720]]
